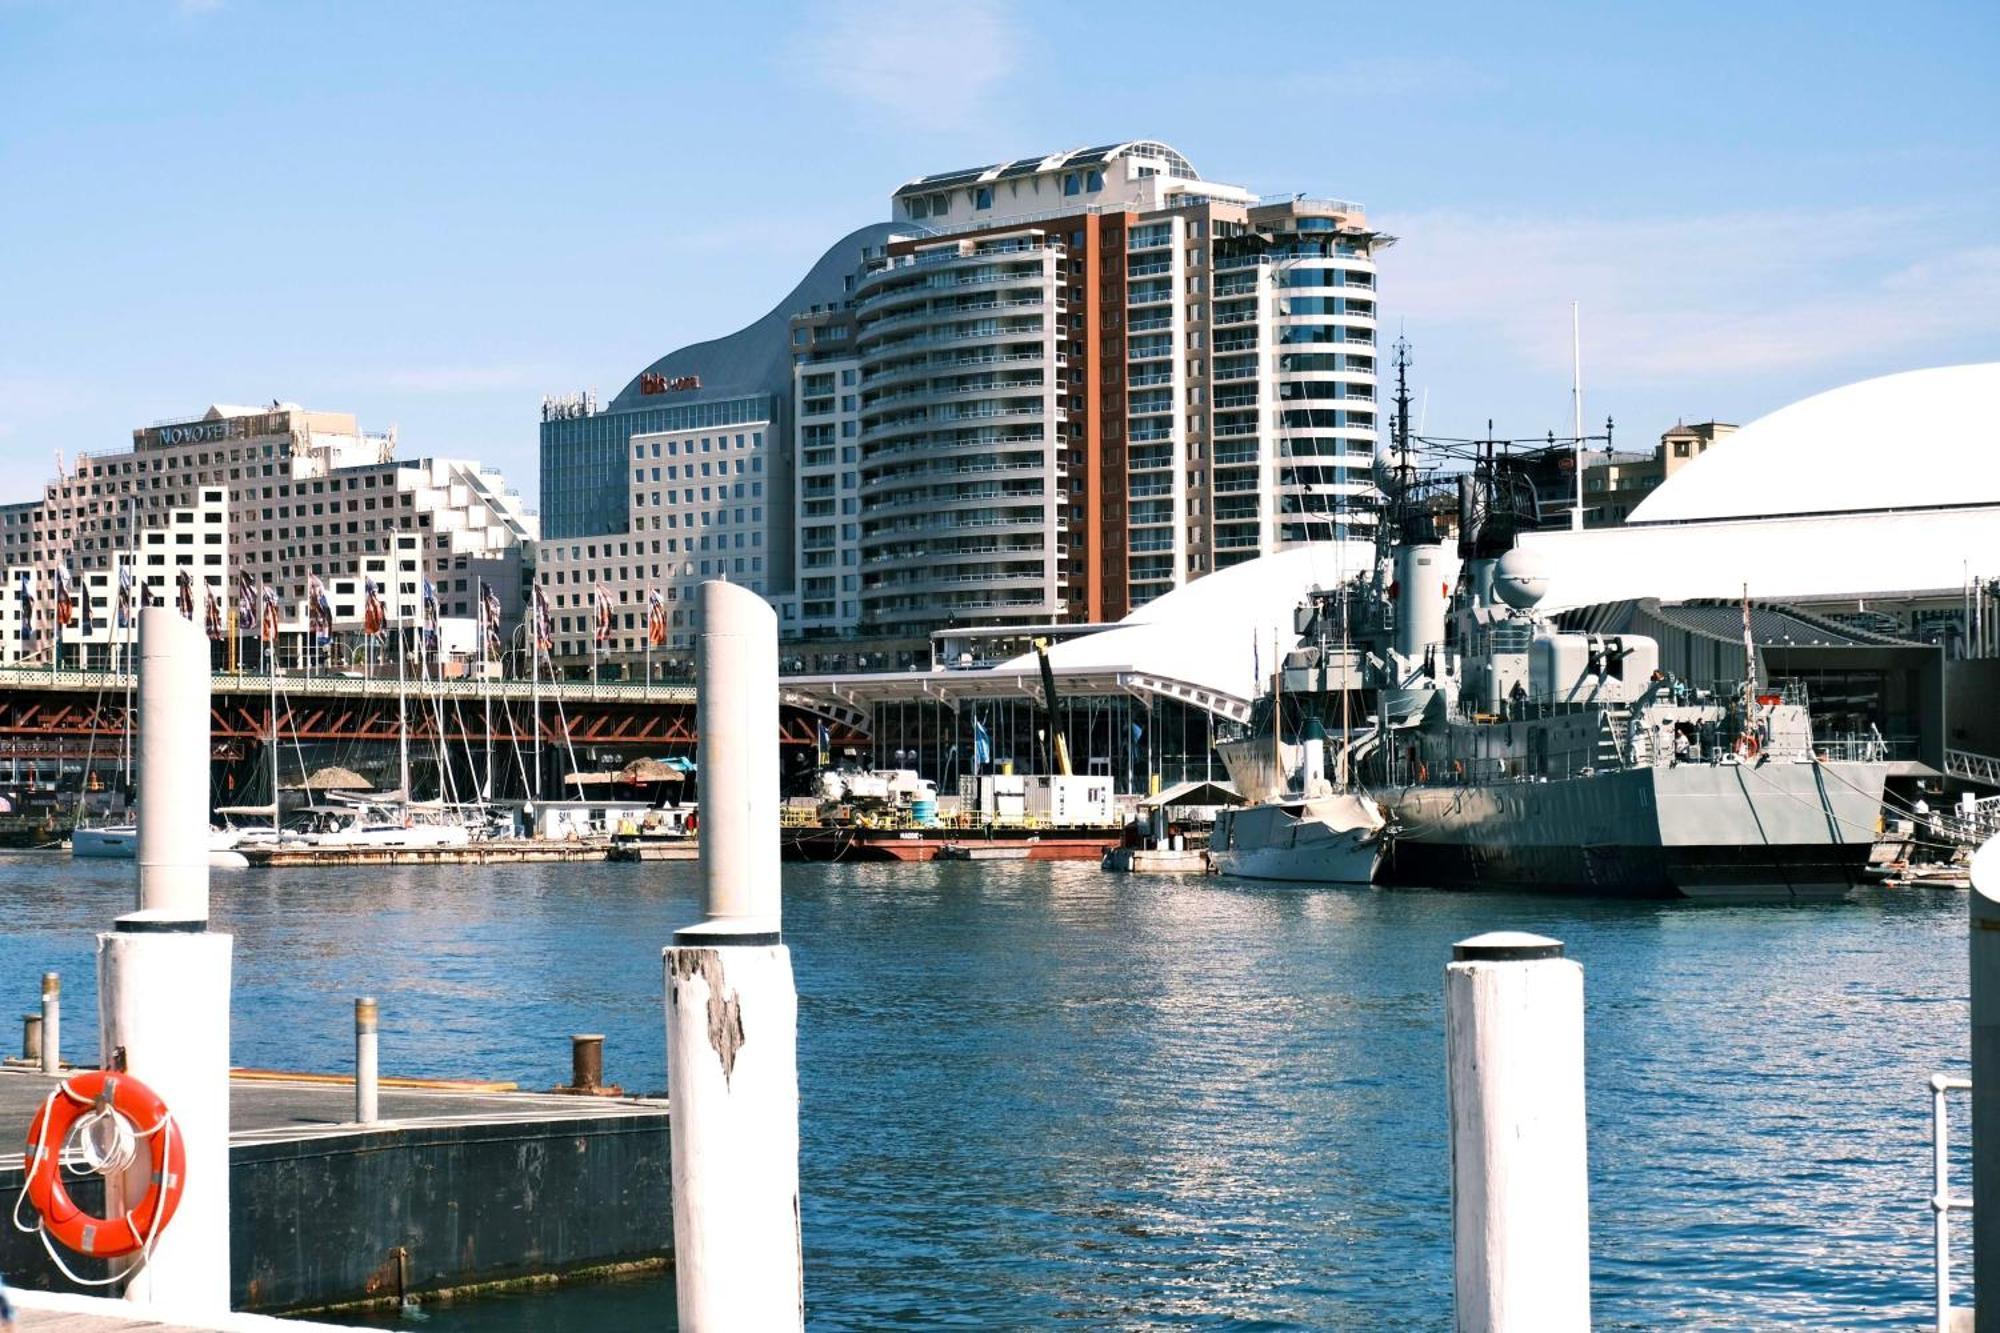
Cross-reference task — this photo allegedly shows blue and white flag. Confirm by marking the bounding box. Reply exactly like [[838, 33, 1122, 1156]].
[[972, 716, 991, 766]]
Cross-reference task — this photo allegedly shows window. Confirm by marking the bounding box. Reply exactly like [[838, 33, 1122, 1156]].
[[974, 186, 993, 210], [1673, 442, 1690, 458], [1085, 169, 1103, 192], [1063, 173, 1080, 196]]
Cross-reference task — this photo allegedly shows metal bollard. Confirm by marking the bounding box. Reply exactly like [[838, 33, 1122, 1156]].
[[1445, 932, 1591, 1333], [355, 997, 379, 1124], [22, 1013, 41, 1064], [572, 1034, 604, 1091], [40, 972, 58, 1075]]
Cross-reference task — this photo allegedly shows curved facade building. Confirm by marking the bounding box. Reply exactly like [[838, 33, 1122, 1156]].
[[535, 222, 906, 658], [803, 140, 1389, 640], [541, 141, 1387, 662], [853, 231, 1069, 633]]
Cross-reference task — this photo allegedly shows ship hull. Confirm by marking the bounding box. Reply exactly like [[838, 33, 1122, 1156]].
[[1209, 836, 1381, 885], [1380, 760, 1890, 903]]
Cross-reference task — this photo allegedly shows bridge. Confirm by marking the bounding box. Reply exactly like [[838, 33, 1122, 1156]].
[[0, 667, 868, 798]]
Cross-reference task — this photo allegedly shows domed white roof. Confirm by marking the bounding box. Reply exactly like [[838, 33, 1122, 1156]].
[[1629, 362, 2000, 524]]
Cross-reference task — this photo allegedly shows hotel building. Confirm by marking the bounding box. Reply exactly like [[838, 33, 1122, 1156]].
[[0, 403, 535, 666]]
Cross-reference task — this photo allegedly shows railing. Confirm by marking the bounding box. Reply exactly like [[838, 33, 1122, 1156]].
[[1929, 1074, 1972, 1333], [1947, 749, 2000, 787], [0, 663, 700, 704]]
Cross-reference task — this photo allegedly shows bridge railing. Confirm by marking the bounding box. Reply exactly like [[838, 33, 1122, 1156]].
[[0, 665, 697, 705]]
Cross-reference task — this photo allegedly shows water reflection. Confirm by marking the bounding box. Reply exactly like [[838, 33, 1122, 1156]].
[[0, 854, 1967, 1329]]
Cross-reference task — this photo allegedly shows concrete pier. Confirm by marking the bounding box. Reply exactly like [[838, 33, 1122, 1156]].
[[0, 1068, 671, 1313], [10, 1288, 354, 1330]]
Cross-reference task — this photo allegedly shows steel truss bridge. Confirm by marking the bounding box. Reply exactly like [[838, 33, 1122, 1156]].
[[0, 667, 869, 777]]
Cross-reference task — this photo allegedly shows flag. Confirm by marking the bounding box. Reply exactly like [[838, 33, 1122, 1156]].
[[204, 585, 223, 641], [593, 584, 612, 645], [237, 569, 257, 634], [54, 566, 74, 630], [307, 573, 331, 645], [480, 583, 503, 660], [117, 564, 134, 630], [816, 720, 831, 768], [78, 571, 95, 638], [176, 568, 194, 620], [529, 586, 553, 663], [973, 716, 991, 767], [260, 584, 279, 644], [362, 577, 385, 638], [420, 578, 440, 655], [17, 573, 34, 647], [646, 588, 666, 647]]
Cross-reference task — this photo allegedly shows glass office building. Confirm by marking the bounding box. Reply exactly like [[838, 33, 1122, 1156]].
[[539, 394, 777, 541]]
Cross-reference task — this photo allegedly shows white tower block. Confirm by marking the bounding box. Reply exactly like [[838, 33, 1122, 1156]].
[[664, 580, 803, 1332], [1446, 932, 1591, 1332], [1971, 836, 2000, 1331], [99, 606, 233, 1311]]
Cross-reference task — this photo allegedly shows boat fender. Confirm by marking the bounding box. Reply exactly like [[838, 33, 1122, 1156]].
[[1733, 733, 1761, 761], [22, 1070, 186, 1261]]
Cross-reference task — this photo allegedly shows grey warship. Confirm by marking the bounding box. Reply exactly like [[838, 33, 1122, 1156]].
[[1217, 361, 1891, 902]]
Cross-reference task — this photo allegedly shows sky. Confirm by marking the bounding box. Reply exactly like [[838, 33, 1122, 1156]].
[[1, 0, 1995, 508]]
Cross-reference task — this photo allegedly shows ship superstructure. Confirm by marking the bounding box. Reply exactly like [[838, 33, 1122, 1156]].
[[1213, 349, 1892, 900]]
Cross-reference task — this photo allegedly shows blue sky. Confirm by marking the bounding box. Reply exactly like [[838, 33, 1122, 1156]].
[[1, 0, 1994, 506]]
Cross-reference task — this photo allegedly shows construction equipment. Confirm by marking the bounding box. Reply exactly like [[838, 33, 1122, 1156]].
[[1032, 637, 1073, 777]]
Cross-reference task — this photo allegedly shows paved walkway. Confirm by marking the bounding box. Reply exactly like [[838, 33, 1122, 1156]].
[[0, 1066, 666, 1167]]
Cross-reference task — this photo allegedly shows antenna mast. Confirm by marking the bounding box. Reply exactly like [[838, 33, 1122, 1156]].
[[1570, 302, 1584, 531]]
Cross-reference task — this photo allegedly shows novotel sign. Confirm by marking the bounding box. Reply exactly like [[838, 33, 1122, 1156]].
[[641, 372, 702, 395], [156, 422, 230, 445]]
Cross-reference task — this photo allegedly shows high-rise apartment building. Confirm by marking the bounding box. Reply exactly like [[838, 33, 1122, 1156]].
[[803, 140, 1386, 637], [0, 403, 535, 665], [539, 140, 1384, 664]]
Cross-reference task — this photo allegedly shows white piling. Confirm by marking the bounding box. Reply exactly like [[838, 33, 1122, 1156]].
[[98, 606, 233, 1311], [355, 997, 379, 1125], [1445, 932, 1591, 1333], [663, 580, 803, 1332], [1971, 836, 2000, 1331], [39, 971, 58, 1075]]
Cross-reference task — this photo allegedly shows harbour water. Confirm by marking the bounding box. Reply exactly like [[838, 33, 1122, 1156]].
[[0, 855, 1970, 1329]]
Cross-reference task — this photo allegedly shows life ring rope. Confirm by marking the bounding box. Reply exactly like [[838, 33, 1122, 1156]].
[[12, 1070, 185, 1284]]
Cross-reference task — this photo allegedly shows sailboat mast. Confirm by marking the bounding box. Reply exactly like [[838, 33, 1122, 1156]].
[[531, 590, 542, 801], [396, 574, 410, 802], [480, 578, 493, 803], [269, 667, 279, 837]]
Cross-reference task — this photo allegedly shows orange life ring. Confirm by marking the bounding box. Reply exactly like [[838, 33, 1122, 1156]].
[[1733, 733, 1761, 761], [24, 1070, 186, 1259]]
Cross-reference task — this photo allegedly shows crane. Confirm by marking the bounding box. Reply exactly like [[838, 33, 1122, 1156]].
[[1032, 637, 1073, 777]]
